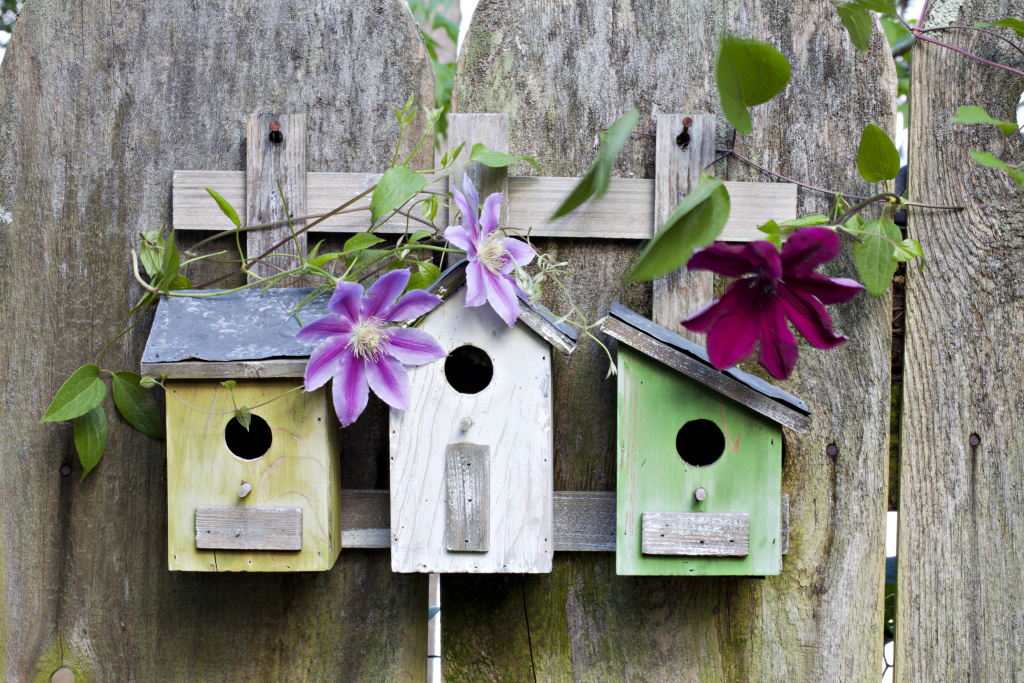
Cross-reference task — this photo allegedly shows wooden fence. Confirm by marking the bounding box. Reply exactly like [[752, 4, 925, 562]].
[[0, 0, 1019, 680]]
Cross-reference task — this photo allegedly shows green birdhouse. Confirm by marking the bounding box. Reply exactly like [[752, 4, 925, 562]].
[[601, 304, 811, 577]]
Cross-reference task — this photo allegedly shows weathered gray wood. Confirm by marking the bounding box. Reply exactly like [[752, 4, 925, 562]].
[[246, 113, 307, 283], [781, 493, 789, 556], [447, 114, 510, 225], [641, 512, 750, 557], [445, 443, 490, 552], [446, 2, 893, 680], [427, 572, 441, 683], [195, 506, 303, 551], [141, 359, 307, 379], [175, 171, 794, 240], [552, 491, 616, 552], [652, 114, 717, 340], [340, 489, 391, 549], [898, 2, 1024, 679], [601, 316, 811, 432], [0, 0, 432, 678]]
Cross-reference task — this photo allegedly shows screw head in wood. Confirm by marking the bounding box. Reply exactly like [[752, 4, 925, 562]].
[[459, 417, 473, 432], [969, 433, 981, 447], [694, 487, 707, 502], [269, 120, 283, 144], [237, 481, 253, 498], [60, 464, 72, 477], [51, 668, 75, 683], [826, 444, 839, 458]]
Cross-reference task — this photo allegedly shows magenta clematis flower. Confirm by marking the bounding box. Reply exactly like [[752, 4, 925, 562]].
[[682, 227, 864, 380], [443, 176, 536, 327], [296, 269, 447, 427]]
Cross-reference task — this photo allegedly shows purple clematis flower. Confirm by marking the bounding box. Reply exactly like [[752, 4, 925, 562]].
[[443, 176, 536, 327], [682, 227, 864, 380], [296, 269, 447, 427]]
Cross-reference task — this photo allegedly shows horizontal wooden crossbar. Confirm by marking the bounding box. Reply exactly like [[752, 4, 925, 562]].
[[173, 171, 797, 241], [337, 489, 788, 554]]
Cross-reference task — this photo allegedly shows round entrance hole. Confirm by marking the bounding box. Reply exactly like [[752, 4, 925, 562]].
[[676, 419, 725, 467], [225, 414, 273, 460], [444, 345, 494, 394]]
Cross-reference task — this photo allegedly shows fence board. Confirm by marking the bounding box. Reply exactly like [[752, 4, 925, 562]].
[[899, 2, 1024, 679], [0, 0, 432, 679], [444, 1, 894, 680]]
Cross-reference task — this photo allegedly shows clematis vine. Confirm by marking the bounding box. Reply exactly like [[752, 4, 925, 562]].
[[296, 269, 447, 427], [682, 227, 864, 380], [444, 176, 536, 327]]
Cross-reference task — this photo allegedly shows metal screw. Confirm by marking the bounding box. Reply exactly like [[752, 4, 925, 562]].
[[969, 433, 981, 447], [826, 444, 839, 458], [459, 417, 473, 432], [269, 120, 283, 144], [694, 487, 707, 502], [676, 117, 692, 149], [60, 464, 72, 477]]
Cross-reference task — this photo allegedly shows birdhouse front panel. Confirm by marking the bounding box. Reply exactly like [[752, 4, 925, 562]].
[[390, 286, 554, 573], [165, 379, 342, 572], [615, 350, 785, 577]]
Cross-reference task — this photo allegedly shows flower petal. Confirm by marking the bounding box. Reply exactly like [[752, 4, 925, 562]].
[[452, 185, 477, 236], [361, 269, 410, 319], [386, 288, 442, 322], [781, 227, 840, 278], [444, 225, 477, 256], [503, 237, 536, 268], [787, 274, 864, 305], [465, 258, 488, 307], [779, 284, 848, 350], [462, 175, 480, 225], [757, 299, 799, 379], [483, 269, 520, 327], [295, 314, 353, 343], [365, 354, 411, 411], [385, 327, 447, 365], [682, 280, 750, 333], [479, 192, 502, 237], [305, 338, 351, 391], [332, 353, 368, 427], [328, 280, 364, 320], [688, 241, 782, 279]]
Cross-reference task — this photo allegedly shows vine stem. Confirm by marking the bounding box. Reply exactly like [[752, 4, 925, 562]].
[[711, 149, 867, 200], [919, 25, 1024, 59], [911, 29, 1024, 77]]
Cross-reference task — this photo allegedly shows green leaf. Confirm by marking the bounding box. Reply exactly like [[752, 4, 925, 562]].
[[139, 376, 159, 388], [857, 123, 901, 183], [370, 166, 428, 226], [440, 141, 466, 169], [160, 232, 181, 292], [757, 220, 782, 248], [421, 195, 439, 221], [780, 213, 831, 227], [40, 365, 107, 423], [74, 405, 108, 481], [854, 0, 897, 14], [111, 371, 165, 440], [717, 36, 792, 135], [235, 407, 252, 431], [951, 105, 1020, 136], [406, 261, 442, 291], [205, 188, 242, 228], [893, 237, 923, 264], [408, 229, 433, 244], [550, 108, 640, 219], [977, 18, 1024, 37], [968, 150, 1024, 184], [139, 231, 164, 279], [468, 143, 542, 173], [169, 275, 192, 290], [310, 252, 345, 268], [343, 233, 386, 254], [837, 3, 873, 53], [220, 380, 236, 390], [626, 175, 731, 282], [854, 219, 901, 296]]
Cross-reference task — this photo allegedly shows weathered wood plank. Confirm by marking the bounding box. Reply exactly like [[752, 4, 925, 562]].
[[641, 512, 750, 557], [553, 491, 616, 552], [898, 2, 1024, 679], [0, 0, 432, 678], [447, 113, 510, 225], [195, 506, 303, 551], [141, 359, 308, 379], [340, 489, 391, 549], [246, 113, 307, 283], [652, 114, 716, 339], [175, 171, 795, 240], [445, 443, 490, 552]]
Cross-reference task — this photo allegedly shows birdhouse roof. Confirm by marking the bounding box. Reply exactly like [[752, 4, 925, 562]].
[[426, 259, 577, 355], [600, 303, 811, 433]]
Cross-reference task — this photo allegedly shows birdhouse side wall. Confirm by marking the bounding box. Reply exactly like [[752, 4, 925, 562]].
[[615, 347, 783, 576], [166, 379, 341, 572]]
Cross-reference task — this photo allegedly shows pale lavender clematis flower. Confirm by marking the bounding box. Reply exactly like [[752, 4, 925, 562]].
[[296, 270, 446, 427], [443, 176, 536, 327]]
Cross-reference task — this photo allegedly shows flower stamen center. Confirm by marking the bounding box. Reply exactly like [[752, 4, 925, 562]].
[[348, 317, 390, 361], [477, 232, 509, 275]]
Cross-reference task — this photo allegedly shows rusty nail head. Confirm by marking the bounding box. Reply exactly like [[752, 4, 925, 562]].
[[969, 433, 981, 447], [826, 444, 839, 458], [269, 121, 283, 144], [60, 464, 72, 477], [694, 487, 707, 502], [269, 121, 281, 131], [682, 117, 693, 127]]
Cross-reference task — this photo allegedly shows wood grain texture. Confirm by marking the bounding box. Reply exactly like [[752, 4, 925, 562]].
[[390, 287, 554, 573], [898, 2, 1024, 679], [447, 113, 510, 225], [195, 506, 303, 551], [0, 0, 431, 678], [446, 1, 894, 679], [175, 171, 794, 240], [641, 512, 750, 557], [141, 359, 308, 379], [445, 443, 490, 552], [246, 113, 307, 283], [552, 491, 616, 552], [652, 114, 716, 339]]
